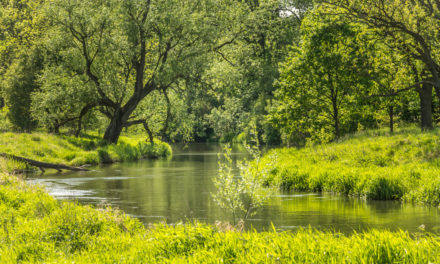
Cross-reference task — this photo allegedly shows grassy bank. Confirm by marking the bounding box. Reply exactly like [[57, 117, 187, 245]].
[[261, 127, 440, 205], [0, 132, 172, 173], [1, 174, 439, 263]]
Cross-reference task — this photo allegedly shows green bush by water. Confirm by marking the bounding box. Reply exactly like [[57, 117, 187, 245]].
[[261, 126, 440, 205], [0, 174, 439, 263], [0, 132, 172, 173]]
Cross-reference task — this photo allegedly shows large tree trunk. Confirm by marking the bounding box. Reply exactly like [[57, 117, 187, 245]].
[[419, 83, 433, 130], [103, 108, 127, 144], [103, 95, 146, 144]]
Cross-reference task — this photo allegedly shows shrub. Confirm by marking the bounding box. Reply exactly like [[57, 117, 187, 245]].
[[97, 148, 113, 164]]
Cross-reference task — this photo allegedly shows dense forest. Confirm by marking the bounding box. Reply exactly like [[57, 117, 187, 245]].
[[1, 0, 439, 145]]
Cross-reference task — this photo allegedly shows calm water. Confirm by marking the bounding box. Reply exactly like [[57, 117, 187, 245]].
[[27, 143, 440, 233]]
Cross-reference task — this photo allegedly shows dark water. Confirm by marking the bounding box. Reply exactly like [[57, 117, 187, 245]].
[[27, 143, 440, 233]]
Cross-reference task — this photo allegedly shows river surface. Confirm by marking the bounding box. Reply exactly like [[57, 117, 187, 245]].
[[27, 143, 440, 233]]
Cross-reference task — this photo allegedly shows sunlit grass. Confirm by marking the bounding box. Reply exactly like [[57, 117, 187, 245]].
[[261, 126, 440, 205], [1, 173, 439, 263], [0, 132, 172, 173]]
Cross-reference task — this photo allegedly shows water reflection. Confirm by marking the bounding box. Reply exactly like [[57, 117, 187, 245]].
[[27, 143, 440, 233]]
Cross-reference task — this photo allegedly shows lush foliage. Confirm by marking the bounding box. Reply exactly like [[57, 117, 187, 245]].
[[0, 0, 314, 144], [0, 132, 171, 173], [1, 174, 440, 263], [0, 106, 13, 132], [261, 126, 440, 205], [2, 0, 440, 144], [2, 1, 440, 262], [272, 16, 373, 143], [0, 0, 47, 131]]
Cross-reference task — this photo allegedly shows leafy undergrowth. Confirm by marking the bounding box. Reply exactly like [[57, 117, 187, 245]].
[[261, 126, 440, 205], [0, 132, 172, 173], [1, 174, 439, 263]]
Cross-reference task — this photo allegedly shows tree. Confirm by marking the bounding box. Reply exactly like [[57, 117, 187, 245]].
[[42, 0, 225, 143], [361, 40, 415, 132], [2, 49, 42, 131], [0, 0, 47, 131], [323, 0, 440, 128], [199, 0, 313, 144], [273, 17, 371, 143], [31, 65, 97, 134]]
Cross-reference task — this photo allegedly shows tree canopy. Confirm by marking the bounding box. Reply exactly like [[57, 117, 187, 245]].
[[1, 0, 439, 144]]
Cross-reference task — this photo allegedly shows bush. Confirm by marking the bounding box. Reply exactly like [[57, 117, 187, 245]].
[[137, 140, 173, 159], [97, 148, 113, 163], [113, 142, 140, 162]]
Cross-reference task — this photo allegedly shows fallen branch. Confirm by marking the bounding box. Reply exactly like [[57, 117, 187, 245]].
[[0, 152, 89, 173]]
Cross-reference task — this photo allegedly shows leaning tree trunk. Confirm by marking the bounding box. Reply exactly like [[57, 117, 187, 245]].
[[419, 83, 433, 131], [103, 97, 143, 144], [103, 108, 127, 144]]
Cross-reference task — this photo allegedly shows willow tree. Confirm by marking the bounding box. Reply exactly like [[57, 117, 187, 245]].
[[42, 0, 224, 143]]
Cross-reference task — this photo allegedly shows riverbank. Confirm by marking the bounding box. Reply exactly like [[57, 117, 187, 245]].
[[261, 127, 440, 205], [1, 173, 439, 263], [0, 132, 172, 173]]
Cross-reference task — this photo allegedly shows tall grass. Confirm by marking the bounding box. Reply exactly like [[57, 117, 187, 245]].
[[0, 132, 172, 173], [260, 126, 440, 205], [1, 174, 439, 263]]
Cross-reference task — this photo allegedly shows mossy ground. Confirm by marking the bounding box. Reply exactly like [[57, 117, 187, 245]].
[[0, 132, 172, 173], [1, 174, 439, 263], [261, 126, 440, 205]]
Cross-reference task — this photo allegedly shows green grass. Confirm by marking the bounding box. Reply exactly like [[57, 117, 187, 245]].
[[0, 132, 172, 173], [260, 126, 440, 205], [1, 173, 440, 263]]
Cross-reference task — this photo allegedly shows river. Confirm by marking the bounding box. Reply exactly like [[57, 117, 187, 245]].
[[27, 143, 440, 233]]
